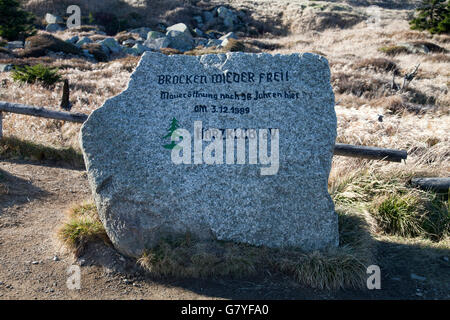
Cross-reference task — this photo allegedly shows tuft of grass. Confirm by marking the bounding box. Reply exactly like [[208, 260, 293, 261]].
[[12, 63, 61, 87], [184, 46, 225, 56], [332, 168, 449, 241], [58, 202, 109, 256], [0, 136, 84, 168], [378, 45, 409, 56], [138, 209, 373, 290], [371, 193, 425, 237], [159, 48, 183, 55]]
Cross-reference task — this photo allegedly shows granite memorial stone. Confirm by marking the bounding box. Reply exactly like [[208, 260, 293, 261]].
[[80, 52, 338, 258]]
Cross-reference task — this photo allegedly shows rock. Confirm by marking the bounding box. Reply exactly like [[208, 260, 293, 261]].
[[82, 43, 109, 62], [75, 37, 92, 47], [193, 28, 206, 38], [166, 23, 192, 37], [220, 38, 245, 52], [0, 64, 13, 72], [80, 52, 339, 258], [206, 39, 221, 48], [99, 38, 121, 54], [217, 6, 238, 29], [82, 49, 94, 59], [411, 273, 426, 281], [205, 30, 222, 39], [45, 13, 64, 25], [6, 41, 23, 49], [193, 16, 203, 26], [66, 35, 79, 44], [398, 42, 429, 54], [143, 37, 170, 51], [20, 34, 82, 58], [52, 255, 59, 261], [46, 23, 64, 33], [203, 11, 215, 24], [194, 38, 208, 47], [122, 39, 137, 47], [147, 31, 165, 40], [131, 43, 149, 55], [166, 30, 194, 52], [219, 32, 238, 41], [129, 27, 153, 40]]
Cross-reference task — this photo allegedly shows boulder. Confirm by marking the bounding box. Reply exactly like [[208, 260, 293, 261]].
[[0, 64, 13, 72], [99, 38, 121, 54], [217, 6, 238, 29], [193, 28, 206, 38], [166, 23, 192, 37], [193, 16, 203, 26], [129, 27, 153, 40], [166, 30, 194, 52], [131, 43, 149, 55], [219, 32, 238, 41], [206, 39, 221, 48], [45, 13, 64, 25], [66, 35, 79, 44], [202, 11, 214, 24], [80, 52, 339, 258], [46, 23, 64, 33], [143, 37, 170, 51], [122, 39, 137, 47], [75, 37, 92, 47], [147, 31, 165, 40], [194, 38, 208, 47], [81, 43, 109, 62]]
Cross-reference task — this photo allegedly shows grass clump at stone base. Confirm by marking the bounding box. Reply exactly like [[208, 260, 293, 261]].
[[58, 202, 110, 256], [138, 208, 373, 290], [331, 168, 449, 241], [0, 136, 84, 168]]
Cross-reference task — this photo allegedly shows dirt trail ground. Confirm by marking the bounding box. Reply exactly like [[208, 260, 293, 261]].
[[0, 161, 448, 300]]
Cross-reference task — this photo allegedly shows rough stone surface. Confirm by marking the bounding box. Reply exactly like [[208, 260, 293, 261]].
[[129, 27, 152, 40], [45, 13, 63, 25], [0, 64, 13, 72], [80, 52, 338, 258], [66, 35, 79, 44], [143, 37, 170, 50], [131, 43, 149, 55], [166, 23, 192, 37], [99, 38, 121, 53], [166, 30, 194, 52], [219, 32, 238, 41], [45, 23, 64, 33], [147, 31, 165, 40], [76, 37, 92, 47]]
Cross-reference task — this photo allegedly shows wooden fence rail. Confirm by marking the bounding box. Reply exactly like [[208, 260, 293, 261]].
[[0, 101, 408, 162]]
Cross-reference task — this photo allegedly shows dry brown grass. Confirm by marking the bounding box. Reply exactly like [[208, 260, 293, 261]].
[[138, 207, 374, 290], [353, 57, 400, 75], [58, 202, 110, 256]]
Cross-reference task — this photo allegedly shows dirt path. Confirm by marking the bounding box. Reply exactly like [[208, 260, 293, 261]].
[[0, 161, 448, 300]]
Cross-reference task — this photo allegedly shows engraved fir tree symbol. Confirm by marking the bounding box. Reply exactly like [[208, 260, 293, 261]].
[[163, 117, 182, 150]]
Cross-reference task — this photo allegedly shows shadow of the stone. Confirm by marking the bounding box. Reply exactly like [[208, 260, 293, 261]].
[[0, 167, 50, 217]]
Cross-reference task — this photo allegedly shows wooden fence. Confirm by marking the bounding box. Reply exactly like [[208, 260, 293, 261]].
[[0, 101, 408, 162]]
